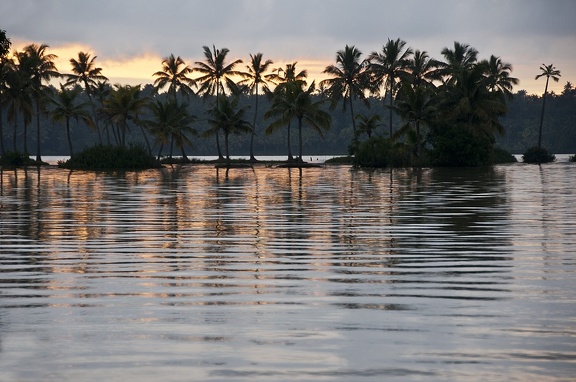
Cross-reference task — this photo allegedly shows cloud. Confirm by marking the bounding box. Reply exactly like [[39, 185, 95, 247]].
[[3, 0, 575, 94]]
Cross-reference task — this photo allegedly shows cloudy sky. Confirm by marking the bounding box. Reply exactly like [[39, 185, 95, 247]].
[[3, 0, 575, 95]]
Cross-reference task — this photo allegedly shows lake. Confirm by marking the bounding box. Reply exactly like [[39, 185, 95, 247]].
[[1, 160, 575, 381]]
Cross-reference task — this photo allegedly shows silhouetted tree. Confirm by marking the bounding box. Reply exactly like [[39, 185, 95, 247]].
[[20, 43, 59, 162], [368, 38, 413, 137], [535, 64, 561, 148], [152, 54, 195, 100], [266, 81, 331, 164], [321, 45, 370, 137], [238, 52, 274, 161], [65, 52, 108, 143], [206, 96, 252, 165], [266, 62, 307, 161], [48, 85, 90, 156], [194, 45, 243, 159], [144, 99, 197, 160]]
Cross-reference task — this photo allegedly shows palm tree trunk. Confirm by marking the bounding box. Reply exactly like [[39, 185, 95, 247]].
[[215, 132, 223, 159], [12, 114, 17, 151], [111, 123, 119, 146], [66, 117, 74, 156], [537, 77, 550, 148], [157, 142, 164, 160], [297, 117, 303, 164], [225, 131, 230, 165], [349, 94, 356, 135], [85, 83, 102, 145], [250, 91, 259, 161], [416, 120, 421, 162], [35, 101, 42, 162], [23, 119, 29, 154], [215, 88, 224, 160], [287, 122, 293, 161], [137, 122, 152, 153], [180, 142, 188, 161], [104, 123, 111, 145], [0, 103, 5, 156], [388, 81, 394, 138]]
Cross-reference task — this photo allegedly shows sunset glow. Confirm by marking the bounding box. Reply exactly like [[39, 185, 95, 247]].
[[9, 37, 569, 97]]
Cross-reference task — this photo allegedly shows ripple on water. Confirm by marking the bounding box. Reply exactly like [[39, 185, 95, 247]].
[[0, 164, 575, 381]]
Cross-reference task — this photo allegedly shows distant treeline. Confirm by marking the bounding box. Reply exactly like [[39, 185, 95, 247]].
[[1, 29, 574, 168], [1, 87, 574, 156]]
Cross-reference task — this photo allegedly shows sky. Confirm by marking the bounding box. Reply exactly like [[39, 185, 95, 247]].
[[2, 0, 575, 95]]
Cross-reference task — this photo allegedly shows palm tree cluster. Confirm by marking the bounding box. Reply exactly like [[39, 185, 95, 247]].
[[319, 39, 520, 166], [1, 33, 529, 167]]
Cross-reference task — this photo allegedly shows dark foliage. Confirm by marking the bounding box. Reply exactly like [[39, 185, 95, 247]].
[[353, 137, 412, 168], [428, 124, 494, 167], [59, 144, 161, 170], [522, 146, 556, 164], [0, 151, 36, 166]]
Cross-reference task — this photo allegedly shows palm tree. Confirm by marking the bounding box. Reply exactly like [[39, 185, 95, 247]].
[[266, 62, 307, 161], [393, 83, 438, 160], [92, 81, 112, 144], [355, 114, 381, 140], [144, 99, 197, 160], [206, 96, 252, 165], [238, 52, 274, 161], [267, 62, 307, 86], [5, 55, 33, 153], [438, 63, 506, 138], [321, 45, 370, 136], [406, 50, 440, 89], [100, 84, 149, 149], [152, 54, 195, 100], [265, 81, 331, 164], [0, 29, 11, 155], [48, 85, 90, 156], [482, 55, 518, 101], [0, 56, 13, 155], [194, 45, 243, 159], [535, 64, 561, 148], [21, 43, 59, 163], [368, 38, 413, 137], [438, 41, 478, 84], [65, 51, 108, 143]]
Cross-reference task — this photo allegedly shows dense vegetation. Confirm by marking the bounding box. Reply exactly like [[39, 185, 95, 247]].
[[1, 29, 574, 169], [58, 144, 161, 170]]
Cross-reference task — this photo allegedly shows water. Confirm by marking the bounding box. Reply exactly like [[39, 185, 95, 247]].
[[1, 161, 575, 381]]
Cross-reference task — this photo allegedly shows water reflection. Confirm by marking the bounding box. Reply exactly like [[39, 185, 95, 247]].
[[1, 163, 575, 381]]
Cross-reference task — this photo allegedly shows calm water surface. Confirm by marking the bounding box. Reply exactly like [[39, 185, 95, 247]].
[[0, 161, 575, 381]]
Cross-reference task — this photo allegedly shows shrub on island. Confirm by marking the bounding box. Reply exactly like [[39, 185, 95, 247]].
[[353, 137, 412, 168], [522, 146, 556, 164], [59, 145, 161, 170], [0, 151, 37, 167]]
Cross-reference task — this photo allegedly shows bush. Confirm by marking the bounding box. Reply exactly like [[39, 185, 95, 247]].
[[569, 155, 575, 162], [0, 151, 35, 167], [353, 137, 412, 168], [522, 146, 556, 164], [428, 124, 494, 167], [59, 144, 161, 170]]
